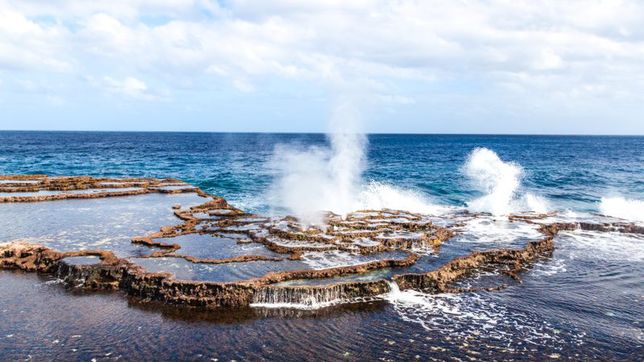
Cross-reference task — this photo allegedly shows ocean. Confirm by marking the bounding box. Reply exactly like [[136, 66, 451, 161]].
[[1, 131, 642, 213], [0, 131, 642, 360]]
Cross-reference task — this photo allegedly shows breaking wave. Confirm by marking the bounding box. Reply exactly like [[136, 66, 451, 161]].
[[270, 107, 562, 223], [268, 100, 365, 225], [463, 147, 549, 216], [356, 181, 446, 215], [599, 196, 644, 223], [268, 101, 443, 224]]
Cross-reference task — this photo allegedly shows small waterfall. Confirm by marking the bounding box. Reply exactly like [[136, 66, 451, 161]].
[[54, 261, 91, 288], [252, 286, 344, 309], [384, 280, 429, 305], [53, 258, 122, 290], [387, 280, 401, 296], [251, 281, 389, 309]]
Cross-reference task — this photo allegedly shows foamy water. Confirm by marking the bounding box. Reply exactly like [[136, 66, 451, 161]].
[[558, 230, 644, 263], [269, 101, 446, 224], [599, 196, 644, 223], [456, 216, 543, 245], [463, 147, 550, 216], [385, 281, 580, 348], [270, 127, 554, 223], [356, 181, 446, 215]]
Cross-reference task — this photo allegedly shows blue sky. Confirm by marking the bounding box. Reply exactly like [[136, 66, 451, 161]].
[[1, 0, 643, 134]]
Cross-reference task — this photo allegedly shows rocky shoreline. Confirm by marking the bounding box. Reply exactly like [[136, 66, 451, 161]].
[[1, 175, 640, 310]]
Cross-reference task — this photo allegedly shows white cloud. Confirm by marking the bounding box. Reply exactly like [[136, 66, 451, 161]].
[[99, 76, 159, 100], [1, 0, 644, 123], [0, 9, 71, 71], [232, 78, 255, 93], [0, 0, 223, 21]]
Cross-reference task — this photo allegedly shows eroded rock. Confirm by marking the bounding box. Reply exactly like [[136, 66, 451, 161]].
[[1, 175, 641, 309]]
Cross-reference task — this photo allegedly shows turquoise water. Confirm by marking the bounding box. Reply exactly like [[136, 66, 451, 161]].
[[1, 131, 642, 214]]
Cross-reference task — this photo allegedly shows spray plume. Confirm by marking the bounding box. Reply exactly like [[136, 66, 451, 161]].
[[268, 98, 443, 224], [268, 100, 366, 225], [463, 147, 549, 215]]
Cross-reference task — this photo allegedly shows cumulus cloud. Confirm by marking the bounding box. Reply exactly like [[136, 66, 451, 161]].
[[100, 76, 156, 100], [0, 9, 71, 71], [0, 0, 643, 131]]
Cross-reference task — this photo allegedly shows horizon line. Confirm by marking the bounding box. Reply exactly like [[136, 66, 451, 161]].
[[0, 129, 643, 137]]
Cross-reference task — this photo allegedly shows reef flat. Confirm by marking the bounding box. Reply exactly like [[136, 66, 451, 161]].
[[1, 175, 641, 310]]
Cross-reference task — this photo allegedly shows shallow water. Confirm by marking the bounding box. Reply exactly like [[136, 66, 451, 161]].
[[158, 233, 283, 260], [131, 257, 310, 282], [0, 132, 642, 360], [0, 192, 206, 257]]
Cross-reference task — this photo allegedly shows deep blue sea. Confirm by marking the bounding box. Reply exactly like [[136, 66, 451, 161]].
[[1, 131, 642, 214], [0, 131, 642, 360]]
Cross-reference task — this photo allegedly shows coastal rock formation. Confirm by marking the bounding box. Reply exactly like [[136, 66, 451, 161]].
[[1, 175, 641, 309], [392, 237, 554, 293], [0, 175, 212, 202]]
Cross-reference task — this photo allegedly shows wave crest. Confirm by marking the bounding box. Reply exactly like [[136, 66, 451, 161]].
[[463, 147, 549, 216], [357, 182, 446, 215]]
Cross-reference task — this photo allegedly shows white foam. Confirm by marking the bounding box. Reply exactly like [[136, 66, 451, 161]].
[[386, 281, 506, 332], [463, 147, 549, 216], [529, 258, 567, 277], [458, 216, 543, 245], [558, 230, 644, 263], [356, 181, 446, 215], [463, 147, 522, 215], [250, 300, 341, 310], [268, 100, 365, 225], [524, 192, 550, 214], [386, 281, 569, 346], [385, 281, 429, 305], [269, 100, 444, 224], [599, 196, 644, 223], [250, 295, 382, 310]]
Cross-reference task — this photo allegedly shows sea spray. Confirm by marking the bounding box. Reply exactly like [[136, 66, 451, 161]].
[[268, 100, 366, 225], [463, 147, 549, 215], [269, 100, 441, 224], [599, 196, 644, 222], [385, 280, 432, 305], [463, 147, 523, 215], [357, 182, 446, 215], [327, 101, 366, 217], [524, 192, 550, 214]]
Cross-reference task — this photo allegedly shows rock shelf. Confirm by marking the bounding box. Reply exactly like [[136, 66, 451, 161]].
[[1, 175, 640, 309], [0, 175, 210, 202]]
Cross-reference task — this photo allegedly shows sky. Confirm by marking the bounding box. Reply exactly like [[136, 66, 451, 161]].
[[0, 0, 643, 134]]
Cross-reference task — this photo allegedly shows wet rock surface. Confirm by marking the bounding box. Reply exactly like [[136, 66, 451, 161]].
[[1, 175, 642, 310], [0, 175, 207, 202]]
